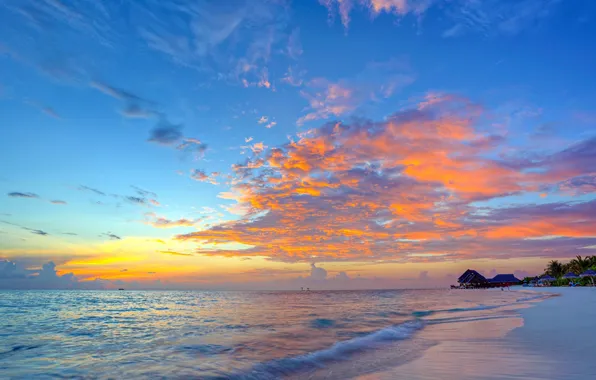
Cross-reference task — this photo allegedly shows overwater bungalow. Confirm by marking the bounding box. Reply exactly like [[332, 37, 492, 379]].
[[457, 269, 489, 288], [488, 274, 521, 288], [455, 270, 521, 289]]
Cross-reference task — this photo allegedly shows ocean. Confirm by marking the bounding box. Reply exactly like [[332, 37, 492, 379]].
[[0, 289, 552, 379]]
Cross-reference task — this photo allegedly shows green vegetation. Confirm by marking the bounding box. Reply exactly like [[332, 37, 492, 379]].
[[526, 256, 596, 286], [545, 256, 596, 277]]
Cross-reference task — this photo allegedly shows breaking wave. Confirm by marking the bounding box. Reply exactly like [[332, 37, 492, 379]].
[[230, 320, 424, 379]]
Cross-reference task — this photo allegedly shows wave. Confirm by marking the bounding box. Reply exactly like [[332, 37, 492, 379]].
[[411, 304, 501, 317], [514, 293, 556, 303], [177, 343, 235, 356], [0, 345, 40, 359], [427, 314, 519, 326], [228, 320, 424, 379], [412, 291, 553, 318], [309, 318, 336, 329]]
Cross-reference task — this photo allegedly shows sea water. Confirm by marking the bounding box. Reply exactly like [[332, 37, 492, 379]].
[[0, 289, 551, 379]]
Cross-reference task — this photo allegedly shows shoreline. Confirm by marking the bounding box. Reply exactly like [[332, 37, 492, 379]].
[[357, 287, 596, 379], [504, 287, 596, 379]]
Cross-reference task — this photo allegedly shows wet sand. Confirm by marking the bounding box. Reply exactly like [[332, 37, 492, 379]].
[[359, 287, 596, 380]]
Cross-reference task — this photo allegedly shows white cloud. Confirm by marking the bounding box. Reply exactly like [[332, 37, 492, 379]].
[[320, 0, 560, 37]]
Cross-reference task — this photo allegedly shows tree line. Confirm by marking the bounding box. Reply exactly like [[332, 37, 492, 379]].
[[522, 256, 596, 286], [545, 255, 596, 278]]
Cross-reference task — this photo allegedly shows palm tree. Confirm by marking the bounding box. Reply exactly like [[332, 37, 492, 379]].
[[546, 260, 564, 278], [587, 256, 596, 270], [569, 255, 591, 274]]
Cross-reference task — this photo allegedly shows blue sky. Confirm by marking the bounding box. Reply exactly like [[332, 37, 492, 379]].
[[1, 0, 596, 289]]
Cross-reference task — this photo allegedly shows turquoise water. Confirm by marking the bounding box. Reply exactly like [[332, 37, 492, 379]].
[[0, 289, 549, 379]]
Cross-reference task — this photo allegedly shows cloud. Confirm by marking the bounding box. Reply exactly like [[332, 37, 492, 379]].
[[148, 119, 184, 145], [130, 186, 159, 206], [250, 142, 266, 154], [78, 185, 106, 196], [79, 185, 159, 208], [0, 259, 170, 290], [40, 107, 61, 119], [24, 100, 61, 119], [175, 94, 596, 263], [258, 116, 269, 124], [101, 232, 121, 240], [124, 196, 150, 207], [145, 213, 199, 229], [7, 192, 39, 199], [131, 186, 157, 198], [264, 121, 277, 129], [320, 0, 560, 36], [245, 136, 254, 143], [7, 193, 66, 206], [309, 263, 328, 281], [320, 0, 434, 29], [121, 104, 155, 119], [281, 65, 305, 87], [177, 138, 208, 159], [287, 28, 303, 59], [297, 80, 354, 125], [4, 0, 298, 88], [500, 136, 596, 193], [556, 175, 596, 195], [138, 0, 294, 86], [297, 59, 415, 125], [0, 259, 453, 290], [91, 81, 155, 119], [159, 250, 193, 257], [190, 169, 220, 185], [453, 0, 561, 37], [1, 221, 50, 236], [0, 260, 80, 289], [92, 80, 203, 152], [27, 229, 49, 236]]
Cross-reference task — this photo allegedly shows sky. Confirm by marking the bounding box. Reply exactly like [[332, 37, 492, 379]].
[[1, 0, 596, 290]]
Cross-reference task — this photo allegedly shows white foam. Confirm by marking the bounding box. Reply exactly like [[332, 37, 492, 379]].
[[242, 320, 424, 379]]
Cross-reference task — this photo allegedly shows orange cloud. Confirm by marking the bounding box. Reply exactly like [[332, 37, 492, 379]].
[[174, 95, 596, 263]]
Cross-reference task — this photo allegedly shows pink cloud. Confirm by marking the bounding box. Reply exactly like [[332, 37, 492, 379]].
[[176, 94, 596, 263]]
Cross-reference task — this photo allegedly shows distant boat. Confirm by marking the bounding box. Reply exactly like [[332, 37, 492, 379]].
[[118, 288, 125, 291]]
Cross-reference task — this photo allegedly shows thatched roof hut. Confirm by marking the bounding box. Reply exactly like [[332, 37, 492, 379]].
[[489, 274, 520, 286], [458, 269, 488, 285]]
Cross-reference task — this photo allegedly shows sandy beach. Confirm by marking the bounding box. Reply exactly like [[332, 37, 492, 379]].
[[358, 287, 596, 380], [506, 288, 596, 379]]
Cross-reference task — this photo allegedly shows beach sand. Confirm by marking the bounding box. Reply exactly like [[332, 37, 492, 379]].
[[358, 287, 596, 380]]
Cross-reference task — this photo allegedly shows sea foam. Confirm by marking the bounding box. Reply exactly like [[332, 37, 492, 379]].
[[236, 320, 424, 379]]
